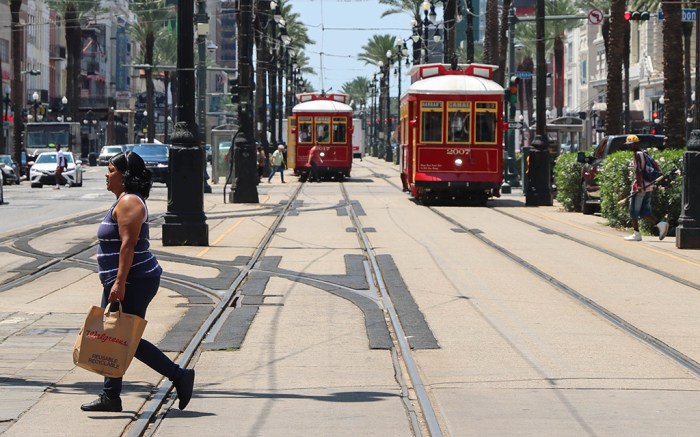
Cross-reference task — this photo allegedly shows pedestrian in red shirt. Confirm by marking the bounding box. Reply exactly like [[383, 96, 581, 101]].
[[308, 145, 323, 182]]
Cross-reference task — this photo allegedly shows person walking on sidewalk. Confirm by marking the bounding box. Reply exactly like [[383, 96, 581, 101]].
[[268, 144, 286, 183], [81, 151, 195, 413], [256, 144, 266, 185], [308, 144, 323, 182], [54, 144, 67, 190], [624, 135, 669, 241]]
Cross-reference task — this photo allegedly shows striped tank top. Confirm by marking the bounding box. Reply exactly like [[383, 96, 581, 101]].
[[97, 193, 162, 285]]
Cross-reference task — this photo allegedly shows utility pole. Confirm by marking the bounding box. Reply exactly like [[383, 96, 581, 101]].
[[231, 0, 259, 203], [162, 0, 209, 245]]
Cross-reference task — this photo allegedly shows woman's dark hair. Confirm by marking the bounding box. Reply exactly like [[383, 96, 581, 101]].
[[109, 152, 153, 198]]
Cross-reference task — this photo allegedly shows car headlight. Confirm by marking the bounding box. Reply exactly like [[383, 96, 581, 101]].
[[157, 163, 168, 168]]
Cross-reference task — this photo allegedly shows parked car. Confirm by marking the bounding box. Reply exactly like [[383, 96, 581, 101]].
[[131, 143, 169, 185], [577, 134, 665, 215], [0, 155, 20, 185], [29, 152, 83, 188], [97, 145, 127, 166]]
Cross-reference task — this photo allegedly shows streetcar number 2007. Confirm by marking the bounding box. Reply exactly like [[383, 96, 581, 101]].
[[446, 149, 470, 155]]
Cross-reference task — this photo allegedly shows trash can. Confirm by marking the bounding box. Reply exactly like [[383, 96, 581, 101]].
[[88, 152, 97, 166]]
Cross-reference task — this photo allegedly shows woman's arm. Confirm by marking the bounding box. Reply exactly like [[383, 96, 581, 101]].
[[108, 195, 146, 303]]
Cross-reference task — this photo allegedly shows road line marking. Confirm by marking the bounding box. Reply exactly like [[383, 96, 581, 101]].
[[196, 218, 245, 257]]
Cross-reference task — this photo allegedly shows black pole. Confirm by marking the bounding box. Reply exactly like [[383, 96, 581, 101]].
[[525, 0, 552, 206], [231, 0, 259, 203], [162, 0, 209, 246]]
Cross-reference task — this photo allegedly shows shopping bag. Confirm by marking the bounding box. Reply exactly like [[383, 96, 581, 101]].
[[73, 303, 147, 378]]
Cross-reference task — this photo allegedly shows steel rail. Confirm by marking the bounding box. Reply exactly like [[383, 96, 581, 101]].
[[429, 206, 700, 380], [127, 183, 303, 437], [340, 183, 443, 437]]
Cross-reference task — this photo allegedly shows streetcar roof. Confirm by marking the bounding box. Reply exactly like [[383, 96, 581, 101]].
[[293, 99, 353, 113], [407, 75, 504, 95]]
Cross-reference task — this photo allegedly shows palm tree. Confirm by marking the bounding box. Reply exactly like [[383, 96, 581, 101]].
[[516, 0, 580, 122], [341, 77, 370, 107], [483, 0, 499, 65], [154, 25, 177, 141], [358, 35, 397, 154], [379, 1, 422, 64], [129, 0, 174, 142], [47, 0, 102, 123]]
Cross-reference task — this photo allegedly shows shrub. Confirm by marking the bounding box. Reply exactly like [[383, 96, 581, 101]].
[[599, 149, 684, 232], [553, 152, 583, 212]]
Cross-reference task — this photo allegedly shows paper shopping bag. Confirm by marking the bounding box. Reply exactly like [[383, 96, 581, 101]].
[[73, 303, 147, 378]]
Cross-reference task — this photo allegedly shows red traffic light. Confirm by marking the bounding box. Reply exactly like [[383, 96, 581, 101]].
[[652, 111, 659, 119]]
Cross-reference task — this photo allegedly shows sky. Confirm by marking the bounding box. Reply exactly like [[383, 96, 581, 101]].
[[288, 0, 417, 99]]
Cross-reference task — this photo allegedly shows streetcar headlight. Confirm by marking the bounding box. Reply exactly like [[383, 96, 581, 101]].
[[454, 158, 463, 166], [320, 152, 325, 158]]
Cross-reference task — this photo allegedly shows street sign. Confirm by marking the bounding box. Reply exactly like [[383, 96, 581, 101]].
[[658, 8, 697, 21], [588, 8, 604, 25], [514, 71, 532, 80], [508, 121, 523, 129]]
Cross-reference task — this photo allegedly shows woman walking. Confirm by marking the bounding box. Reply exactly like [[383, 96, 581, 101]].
[[81, 152, 195, 412]]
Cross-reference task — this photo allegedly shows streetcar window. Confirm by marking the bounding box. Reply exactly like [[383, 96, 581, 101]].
[[475, 102, 497, 144], [448, 111, 470, 143], [316, 117, 331, 143], [332, 118, 347, 143], [298, 118, 313, 143], [420, 101, 443, 143]]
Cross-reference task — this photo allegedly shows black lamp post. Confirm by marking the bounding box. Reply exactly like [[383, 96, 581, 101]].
[[230, 0, 259, 204], [162, 0, 209, 245], [422, 1, 431, 63], [384, 49, 394, 162]]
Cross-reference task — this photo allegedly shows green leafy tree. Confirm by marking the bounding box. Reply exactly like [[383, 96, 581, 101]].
[[358, 35, 398, 147], [341, 77, 370, 107], [129, 0, 174, 142]]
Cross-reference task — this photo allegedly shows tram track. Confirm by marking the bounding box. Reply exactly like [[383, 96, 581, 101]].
[[133, 179, 446, 437], [361, 158, 700, 383]]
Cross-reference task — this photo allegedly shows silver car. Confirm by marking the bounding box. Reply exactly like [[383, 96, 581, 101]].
[[29, 152, 83, 188], [97, 145, 127, 166]]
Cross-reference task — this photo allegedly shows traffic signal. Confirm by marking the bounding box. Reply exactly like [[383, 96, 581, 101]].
[[228, 77, 239, 104], [624, 10, 650, 21], [509, 75, 519, 104]]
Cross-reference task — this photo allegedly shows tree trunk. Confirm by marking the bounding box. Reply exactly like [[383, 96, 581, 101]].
[[444, 0, 455, 64], [605, 0, 625, 135], [483, 0, 499, 65], [269, 53, 278, 145], [466, 0, 474, 63], [663, 0, 685, 147], [496, 0, 512, 85], [520, 56, 534, 127], [146, 32, 155, 143]]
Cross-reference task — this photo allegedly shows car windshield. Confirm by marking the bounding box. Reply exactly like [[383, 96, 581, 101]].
[[0, 156, 12, 165], [132, 145, 168, 158], [102, 146, 124, 154], [35, 153, 74, 164]]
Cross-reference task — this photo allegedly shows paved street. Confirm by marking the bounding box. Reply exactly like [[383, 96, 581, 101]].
[[2, 157, 700, 436]]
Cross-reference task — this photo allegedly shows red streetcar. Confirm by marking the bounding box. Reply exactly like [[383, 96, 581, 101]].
[[399, 63, 506, 205], [287, 93, 354, 181]]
